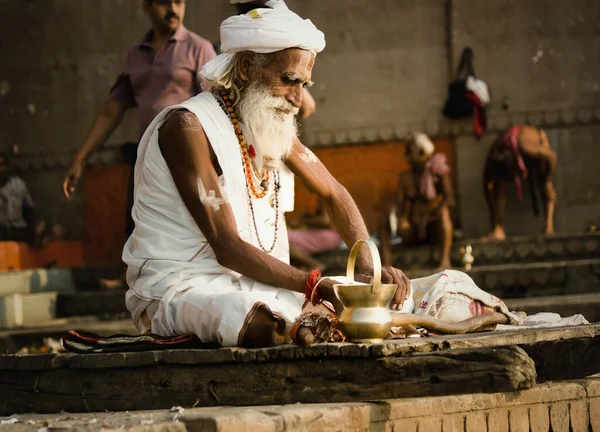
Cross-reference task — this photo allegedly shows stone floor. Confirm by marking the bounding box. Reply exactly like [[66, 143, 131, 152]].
[[1, 324, 599, 415], [1, 378, 598, 432]]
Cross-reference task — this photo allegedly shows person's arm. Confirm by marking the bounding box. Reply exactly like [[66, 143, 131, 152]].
[[438, 174, 455, 208], [62, 53, 135, 200], [298, 88, 316, 120], [76, 100, 128, 161], [158, 110, 340, 306], [285, 140, 411, 309], [62, 99, 128, 199], [396, 173, 410, 223]]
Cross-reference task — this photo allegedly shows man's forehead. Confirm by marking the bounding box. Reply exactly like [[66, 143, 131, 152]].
[[269, 48, 315, 76]]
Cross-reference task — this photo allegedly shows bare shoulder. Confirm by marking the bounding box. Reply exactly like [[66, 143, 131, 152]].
[[158, 109, 212, 165], [160, 109, 204, 138]]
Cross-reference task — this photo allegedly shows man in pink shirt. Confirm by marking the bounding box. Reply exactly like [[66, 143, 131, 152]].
[[62, 0, 216, 233]]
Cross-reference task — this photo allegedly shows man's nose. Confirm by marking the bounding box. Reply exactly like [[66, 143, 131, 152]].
[[286, 86, 303, 109]]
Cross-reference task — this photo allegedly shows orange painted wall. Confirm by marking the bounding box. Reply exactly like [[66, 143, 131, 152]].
[[0, 241, 84, 271], [80, 140, 455, 265], [82, 164, 130, 265], [289, 139, 455, 231]]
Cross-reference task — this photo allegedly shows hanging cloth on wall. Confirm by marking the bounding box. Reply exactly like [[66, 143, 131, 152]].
[[442, 47, 490, 139]]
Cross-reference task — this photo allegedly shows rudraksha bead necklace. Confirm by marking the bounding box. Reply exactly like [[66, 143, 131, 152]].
[[217, 89, 280, 253]]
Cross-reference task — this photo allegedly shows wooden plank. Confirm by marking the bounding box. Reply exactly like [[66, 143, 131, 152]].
[[0, 324, 598, 368], [0, 345, 535, 415], [375, 324, 600, 357]]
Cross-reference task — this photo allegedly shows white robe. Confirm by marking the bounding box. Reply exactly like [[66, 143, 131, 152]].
[[122, 92, 300, 347]]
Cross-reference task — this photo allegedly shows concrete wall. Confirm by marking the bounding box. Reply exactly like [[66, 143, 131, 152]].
[[451, 0, 600, 237], [1, 0, 599, 244]]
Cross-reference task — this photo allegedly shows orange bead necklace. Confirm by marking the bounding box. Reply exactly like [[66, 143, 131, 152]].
[[217, 89, 280, 253], [219, 89, 270, 199]]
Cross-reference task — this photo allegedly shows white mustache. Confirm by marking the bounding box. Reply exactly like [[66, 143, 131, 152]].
[[271, 100, 299, 116]]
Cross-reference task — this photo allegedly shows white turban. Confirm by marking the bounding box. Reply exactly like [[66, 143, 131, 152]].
[[412, 133, 435, 156], [201, 1, 326, 81]]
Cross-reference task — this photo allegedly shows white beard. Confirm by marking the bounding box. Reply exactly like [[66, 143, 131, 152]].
[[237, 81, 299, 171]]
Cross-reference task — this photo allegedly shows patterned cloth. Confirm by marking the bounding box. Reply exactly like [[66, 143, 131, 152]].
[[62, 330, 207, 354], [0, 176, 34, 229], [420, 153, 451, 201], [503, 125, 528, 199]]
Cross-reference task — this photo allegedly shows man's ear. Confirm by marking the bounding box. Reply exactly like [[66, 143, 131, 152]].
[[236, 52, 256, 85]]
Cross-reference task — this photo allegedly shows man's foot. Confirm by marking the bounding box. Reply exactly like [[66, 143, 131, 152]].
[[481, 230, 506, 242], [438, 258, 451, 270], [295, 326, 315, 345], [99, 278, 127, 290]]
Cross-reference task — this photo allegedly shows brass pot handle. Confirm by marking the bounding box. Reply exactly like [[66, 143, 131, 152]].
[[346, 240, 382, 294]]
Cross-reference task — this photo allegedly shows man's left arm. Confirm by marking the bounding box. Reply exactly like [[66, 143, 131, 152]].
[[285, 140, 410, 309]]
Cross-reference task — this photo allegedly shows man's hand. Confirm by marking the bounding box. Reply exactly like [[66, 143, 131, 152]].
[[398, 217, 410, 231], [354, 267, 411, 311], [382, 266, 411, 310], [314, 277, 344, 313], [62, 158, 85, 199]]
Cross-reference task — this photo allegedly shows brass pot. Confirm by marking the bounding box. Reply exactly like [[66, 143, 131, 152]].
[[334, 240, 397, 343]]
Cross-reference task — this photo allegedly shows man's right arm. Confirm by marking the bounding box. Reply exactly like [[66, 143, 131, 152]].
[[62, 99, 127, 199], [396, 174, 410, 223], [158, 110, 341, 306], [63, 50, 135, 199]]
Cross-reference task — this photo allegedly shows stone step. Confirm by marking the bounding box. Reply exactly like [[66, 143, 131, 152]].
[[48, 262, 600, 321], [0, 264, 121, 296], [0, 292, 57, 330], [316, 231, 600, 272], [0, 317, 135, 354], [1, 379, 598, 432], [417, 258, 600, 299], [505, 293, 600, 323], [1, 325, 599, 415], [55, 290, 128, 320]]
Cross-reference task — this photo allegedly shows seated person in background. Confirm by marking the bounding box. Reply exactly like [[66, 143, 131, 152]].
[[0, 153, 36, 245], [380, 133, 454, 269], [483, 124, 557, 241], [288, 202, 342, 272]]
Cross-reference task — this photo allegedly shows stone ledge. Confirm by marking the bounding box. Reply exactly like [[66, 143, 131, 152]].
[[1, 324, 598, 370], [1, 379, 598, 432], [316, 232, 600, 274]]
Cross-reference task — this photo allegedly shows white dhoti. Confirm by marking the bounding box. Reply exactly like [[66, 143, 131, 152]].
[[129, 276, 303, 347], [124, 91, 306, 347]]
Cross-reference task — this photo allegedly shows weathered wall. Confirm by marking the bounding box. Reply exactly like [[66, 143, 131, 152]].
[[451, 0, 600, 237], [1, 0, 599, 258]]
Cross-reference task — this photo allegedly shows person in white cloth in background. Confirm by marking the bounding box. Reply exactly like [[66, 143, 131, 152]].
[[123, 1, 412, 348]]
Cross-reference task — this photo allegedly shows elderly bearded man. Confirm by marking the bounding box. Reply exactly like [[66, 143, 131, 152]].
[[123, 1, 411, 348]]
